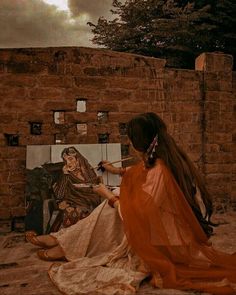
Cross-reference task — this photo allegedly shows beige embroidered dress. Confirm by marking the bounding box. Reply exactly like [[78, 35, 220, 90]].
[[49, 200, 149, 295], [49, 160, 236, 295]]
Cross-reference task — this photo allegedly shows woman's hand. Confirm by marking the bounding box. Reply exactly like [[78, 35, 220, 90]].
[[97, 161, 120, 174], [92, 183, 114, 200], [62, 165, 70, 174]]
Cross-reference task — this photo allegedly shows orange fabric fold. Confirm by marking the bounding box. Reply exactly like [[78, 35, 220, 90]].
[[120, 160, 236, 294]]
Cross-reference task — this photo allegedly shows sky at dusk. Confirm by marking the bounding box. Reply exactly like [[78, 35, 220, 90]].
[[0, 0, 120, 49]]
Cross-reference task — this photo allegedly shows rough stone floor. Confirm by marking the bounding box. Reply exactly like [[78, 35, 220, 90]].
[[0, 212, 236, 295]]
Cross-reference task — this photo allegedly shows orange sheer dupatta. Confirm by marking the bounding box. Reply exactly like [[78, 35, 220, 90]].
[[120, 160, 236, 295]]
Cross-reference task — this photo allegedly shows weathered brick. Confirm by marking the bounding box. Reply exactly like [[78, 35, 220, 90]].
[[219, 81, 232, 91], [0, 172, 10, 183], [195, 52, 233, 72], [205, 80, 221, 91], [205, 91, 220, 101], [70, 64, 84, 75], [119, 102, 149, 113], [0, 50, 12, 62], [205, 174, 232, 189], [29, 88, 65, 99], [0, 63, 4, 72], [0, 113, 16, 124], [205, 144, 220, 153], [220, 143, 235, 152], [102, 89, 133, 101], [83, 66, 123, 77], [11, 207, 26, 217], [17, 112, 53, 124], [0, 184, 11, 196], [205, 132, 232, 144], [6, 62, 47, 74], [109, 112, 133, 122], [0, 147, 26, 160], [205, 152, 233, 163], [9, 194, 25, 208], [108, 77, 140, 89], [19, 135, 54, 146], [48, 62, 71, 75], [0, 86, 27, 99], [38, 76, 73, 88], [0, 208, 11, 219], [0, 48, 234, 228], [75, 76, 107, 89], [87, 102, 119, 112], [0, 75, 36, 87], [205, 164, 232, 174], [8, 171, 26, 183], [42, 100, 75, 112], [0, 219, 11, 233], [66, 112, 97, 123], [0, 195, 9, 207]]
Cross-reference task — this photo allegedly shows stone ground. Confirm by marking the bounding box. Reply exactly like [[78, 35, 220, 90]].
[[0, 212, 236, 295]]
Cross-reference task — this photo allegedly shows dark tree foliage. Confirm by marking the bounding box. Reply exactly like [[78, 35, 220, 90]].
[[88, 0, 236, 68]]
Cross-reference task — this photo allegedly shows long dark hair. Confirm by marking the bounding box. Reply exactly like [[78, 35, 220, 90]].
[[127, 112, 215, 237]]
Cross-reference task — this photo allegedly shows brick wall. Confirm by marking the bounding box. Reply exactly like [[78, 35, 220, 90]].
[[0, 47, 235, 232]]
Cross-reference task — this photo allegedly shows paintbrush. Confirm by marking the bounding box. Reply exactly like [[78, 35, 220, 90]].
[[92, 156, 134, 170]]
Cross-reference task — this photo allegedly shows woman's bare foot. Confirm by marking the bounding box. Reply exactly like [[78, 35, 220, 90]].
[[37, 245, 65, 261], [36, 235, 58, 248], [25, 231, 58, 248]]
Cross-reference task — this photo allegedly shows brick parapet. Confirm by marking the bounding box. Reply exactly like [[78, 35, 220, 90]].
[[196, 53, 235, 211], [0, 47, 235, 231]]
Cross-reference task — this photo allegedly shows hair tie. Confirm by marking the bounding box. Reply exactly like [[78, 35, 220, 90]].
[[146, 135, 158, 159]]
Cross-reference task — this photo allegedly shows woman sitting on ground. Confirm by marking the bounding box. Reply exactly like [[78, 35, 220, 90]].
[[26, 112, 236, 295]]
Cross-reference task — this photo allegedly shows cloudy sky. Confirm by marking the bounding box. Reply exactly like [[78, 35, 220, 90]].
[[0, 0, 119, 48]]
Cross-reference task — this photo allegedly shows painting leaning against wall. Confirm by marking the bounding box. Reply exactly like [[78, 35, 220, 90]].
[[25, 144, 122, 235]]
